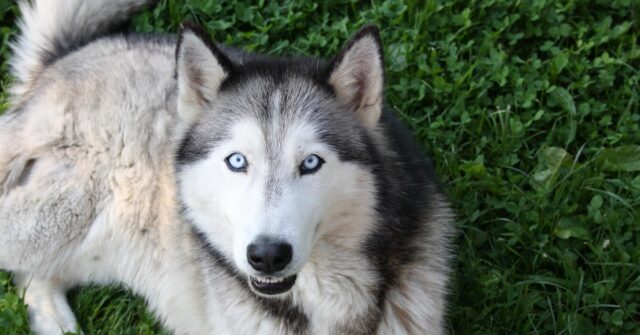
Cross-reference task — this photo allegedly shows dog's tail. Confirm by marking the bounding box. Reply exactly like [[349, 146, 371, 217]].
[[10, 0, 152, 96]]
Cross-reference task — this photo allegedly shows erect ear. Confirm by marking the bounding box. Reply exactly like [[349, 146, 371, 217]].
[[328, 26, 384, 128], [176, 23, 233, 124]]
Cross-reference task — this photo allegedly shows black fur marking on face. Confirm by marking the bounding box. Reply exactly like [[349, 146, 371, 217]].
[[216, 56, 333, 95], [174, 123, 213, 166], [189, 225, 310, 334], [316, 126, 374, 166], [174, 110, 238, 167]]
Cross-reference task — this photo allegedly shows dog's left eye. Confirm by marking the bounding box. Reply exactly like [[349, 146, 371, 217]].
[[300, 154, 324, 175], [226, 152, 248, 172]]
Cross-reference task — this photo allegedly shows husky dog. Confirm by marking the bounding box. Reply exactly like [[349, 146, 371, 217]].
[[0, 0, 455, 334]]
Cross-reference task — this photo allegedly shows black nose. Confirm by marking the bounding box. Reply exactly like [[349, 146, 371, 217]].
[[247, 239, 292, 274]]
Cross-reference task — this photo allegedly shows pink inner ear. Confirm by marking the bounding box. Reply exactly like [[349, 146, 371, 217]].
[[351, 69, 368, 110], [328, 30, 384, 125]]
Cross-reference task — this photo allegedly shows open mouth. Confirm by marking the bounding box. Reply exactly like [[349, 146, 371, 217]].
[[249, 275, 297, 295]]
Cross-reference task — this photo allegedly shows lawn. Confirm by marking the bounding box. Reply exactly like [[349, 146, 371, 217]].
[[1, 0, 639, 334]]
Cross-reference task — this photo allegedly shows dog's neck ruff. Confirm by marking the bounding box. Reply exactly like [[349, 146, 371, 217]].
[[190, 227, 310, 333]]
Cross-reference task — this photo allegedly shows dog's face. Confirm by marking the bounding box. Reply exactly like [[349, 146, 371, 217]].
[[175, 25, 384, 297]]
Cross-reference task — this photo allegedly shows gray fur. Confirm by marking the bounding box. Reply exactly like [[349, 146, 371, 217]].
[[1, 1, 456, 334]]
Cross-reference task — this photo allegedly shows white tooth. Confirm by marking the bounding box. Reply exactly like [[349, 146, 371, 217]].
[[254, 276, 287, 285]]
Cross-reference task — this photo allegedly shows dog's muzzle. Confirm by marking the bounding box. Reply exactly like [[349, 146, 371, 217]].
[[246, 236, 296, 295]]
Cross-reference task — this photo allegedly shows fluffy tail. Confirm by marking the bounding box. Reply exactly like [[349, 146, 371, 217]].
[[10, 0, 152, 96]]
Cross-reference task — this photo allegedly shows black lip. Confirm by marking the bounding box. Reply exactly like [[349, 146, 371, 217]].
[[249, 275, 297, 295]]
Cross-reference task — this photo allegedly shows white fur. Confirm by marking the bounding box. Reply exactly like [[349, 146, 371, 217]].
[[180, 115, 377, 282], [14, 274, 79, 334], [1, 1, 454, 334], [1, 32, 210, 334]]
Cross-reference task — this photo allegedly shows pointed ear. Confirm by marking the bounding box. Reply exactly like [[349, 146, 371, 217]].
[[328, 26, 384, 128], [176, 23, 233, 124]]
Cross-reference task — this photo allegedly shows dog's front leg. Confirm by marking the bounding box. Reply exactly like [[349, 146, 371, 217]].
[[14, 273, 80, 335]]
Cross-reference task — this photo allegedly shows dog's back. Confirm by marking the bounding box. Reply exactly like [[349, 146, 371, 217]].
[[0, 1, 214, 334]]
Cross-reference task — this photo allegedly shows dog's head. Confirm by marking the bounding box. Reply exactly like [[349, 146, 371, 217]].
[[175, 24, 383, 297]]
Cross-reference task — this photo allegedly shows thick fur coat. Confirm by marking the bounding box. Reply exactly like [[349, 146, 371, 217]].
[[0, 1, 455, 334]]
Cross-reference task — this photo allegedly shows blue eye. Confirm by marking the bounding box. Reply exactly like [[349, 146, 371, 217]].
[[226, 152, 248, 172], [300, 154, 324, 175]]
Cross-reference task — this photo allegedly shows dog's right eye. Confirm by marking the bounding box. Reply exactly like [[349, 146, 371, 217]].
[[225, 152, 248, 172], [299, 154, 324, 175]]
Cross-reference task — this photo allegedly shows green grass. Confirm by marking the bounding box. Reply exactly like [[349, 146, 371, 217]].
[[1, 0, 639, 333]]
